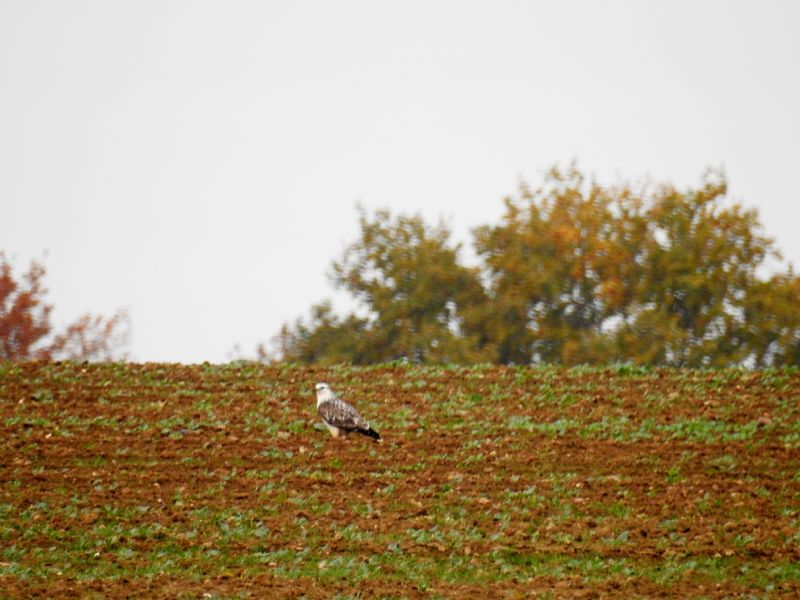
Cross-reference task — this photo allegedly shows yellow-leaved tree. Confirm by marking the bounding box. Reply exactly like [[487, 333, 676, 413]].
[[273, 167, 800, 367]]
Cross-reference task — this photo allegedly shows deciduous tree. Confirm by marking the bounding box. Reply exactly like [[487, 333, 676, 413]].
[[273, 167, 800, 367], [277, 207, 489, 364], [0, 253, 129, 361], [473, 165, 648, 364]]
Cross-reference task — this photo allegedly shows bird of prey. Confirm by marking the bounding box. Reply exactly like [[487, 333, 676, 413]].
[[314, 382, 382, 442]]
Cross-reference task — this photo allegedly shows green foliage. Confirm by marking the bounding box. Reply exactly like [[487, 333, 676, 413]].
[[276, 206, 489, 364], [275, 167, 800, 366]]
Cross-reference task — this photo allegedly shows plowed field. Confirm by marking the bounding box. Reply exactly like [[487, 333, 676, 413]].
[[1, 362, 799, 598]]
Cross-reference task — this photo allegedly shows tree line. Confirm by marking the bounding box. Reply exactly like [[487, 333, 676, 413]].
[[273, 166, 800, 367]]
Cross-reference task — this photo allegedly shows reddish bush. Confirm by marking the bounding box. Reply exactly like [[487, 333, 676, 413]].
[[0, 253, 129, 361]]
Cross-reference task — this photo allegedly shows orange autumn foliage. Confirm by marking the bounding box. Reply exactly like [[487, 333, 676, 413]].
[[0, 253, 129, 361], [276, 166, 800, 367]]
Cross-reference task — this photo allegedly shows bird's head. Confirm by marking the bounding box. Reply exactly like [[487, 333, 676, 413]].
[[314, 382, 333, 404]]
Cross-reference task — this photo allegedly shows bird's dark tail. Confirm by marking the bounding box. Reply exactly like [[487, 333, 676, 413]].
[[360, 427, 382, 443]]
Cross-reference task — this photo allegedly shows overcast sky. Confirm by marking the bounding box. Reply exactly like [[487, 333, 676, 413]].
[[2, 1, 799, 363]]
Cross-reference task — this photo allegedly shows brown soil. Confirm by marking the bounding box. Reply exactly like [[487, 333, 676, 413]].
[[0, 362, 798, 598]]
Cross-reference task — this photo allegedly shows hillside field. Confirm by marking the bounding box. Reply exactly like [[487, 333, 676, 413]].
[[1, 362, 799, 598]]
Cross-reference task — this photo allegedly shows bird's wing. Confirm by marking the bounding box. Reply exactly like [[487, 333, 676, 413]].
[[317, 398, 369, 431]]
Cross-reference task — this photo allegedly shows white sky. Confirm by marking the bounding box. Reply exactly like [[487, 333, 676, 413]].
[[2, 1, 799, 363]]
